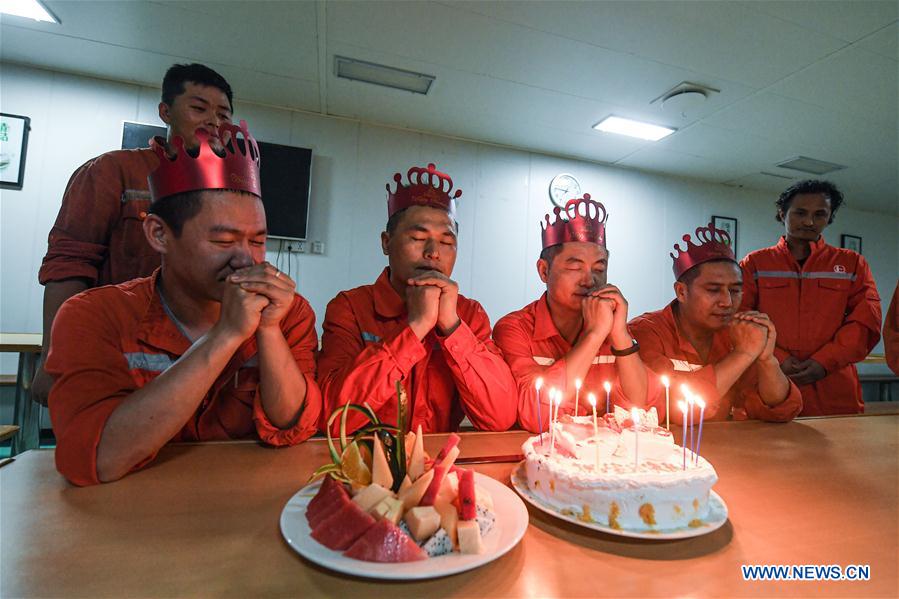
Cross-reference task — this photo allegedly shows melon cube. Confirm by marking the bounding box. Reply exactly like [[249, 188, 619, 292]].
[[370, 495, 404, 525], [457, 520, 484, 555], [434, 501, 459, 549], [404, 506, 441, 543], [475, 483, 494, 511], [397, 468, 434, 510]]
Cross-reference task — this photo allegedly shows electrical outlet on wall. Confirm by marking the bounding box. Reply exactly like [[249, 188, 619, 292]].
[[311, 241, 325, 254], [286, 241, 306, 253]]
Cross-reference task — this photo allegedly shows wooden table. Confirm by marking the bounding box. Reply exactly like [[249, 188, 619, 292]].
[[0, 332, 42, 455], [2, 416, 897, 597]]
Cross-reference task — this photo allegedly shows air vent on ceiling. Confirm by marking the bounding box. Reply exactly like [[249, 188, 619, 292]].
[[776, 156, 846, 175], [334, 56, 435, 95], [759, 171, 795, 181]]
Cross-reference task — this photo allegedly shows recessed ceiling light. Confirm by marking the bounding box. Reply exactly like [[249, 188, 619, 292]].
[[0, 0, 59, 23], [334, 56, 435, 95], [593, 116, 676, 141], [776, 156, 846, 175]]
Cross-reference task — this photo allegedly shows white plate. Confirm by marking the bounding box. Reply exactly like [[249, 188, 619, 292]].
[[510, 461, 728, 540], [280, 472, 529, 580]]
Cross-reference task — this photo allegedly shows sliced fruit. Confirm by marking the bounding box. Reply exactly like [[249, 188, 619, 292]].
[[371, 435, 393, 489], [457, 519, 484, 554], [435, 433, 461, 463], [311, 500, 375, 550], [475, 484, 494, 512], [398, 475, 413, 494], [434, 501, 459, 549], [458, 469, 476, 520], [340, 442, 372, 487], [352, 483, 393, 513], [404, 430, 416, 457], [404, 505, 441, 543], [343, 519, 427, 562], [419, 464, 448, 507], [434, 471, 458, 508], [408, 424, 425, 481], [307, 478, 352, 529], [397, 467, 434, 510], [421, 527, 453, 557], [438, 445, 460, 471], [370, 495, 404, 525]]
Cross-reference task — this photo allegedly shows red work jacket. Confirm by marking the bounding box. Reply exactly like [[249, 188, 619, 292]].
[[316, 268, 517, 435], [493, 294, 651, 433], [39, 149, 161, 286], [45, 272, 322, 486], [740, 236, 881, 415], [629, 302, 802, 423]]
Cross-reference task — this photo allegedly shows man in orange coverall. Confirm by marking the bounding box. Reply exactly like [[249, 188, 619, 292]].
[[34, 63, 236, 405], [630, 222, 802, 423], [493, 195, 651, 433], [46, 121, 321, 486], [884, 282, 899, 376], [740, 180, 881, 415], [317, 163, 516, 434]]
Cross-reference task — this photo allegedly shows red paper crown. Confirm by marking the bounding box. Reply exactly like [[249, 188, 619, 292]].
[[148, 120, 261, 201], [386, 163, 462, 219], [541, 194, 608, 250], [670, 222, 736, 279]]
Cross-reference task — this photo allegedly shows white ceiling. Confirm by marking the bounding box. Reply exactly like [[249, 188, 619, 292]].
[[2, 0, 897, 214]]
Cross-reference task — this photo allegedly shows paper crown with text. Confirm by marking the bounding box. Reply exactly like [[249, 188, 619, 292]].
[[148, 120, 261, 202], [540, 194, 608, 250], [386, 163, 462, 219], [670, 222, 736, 279]]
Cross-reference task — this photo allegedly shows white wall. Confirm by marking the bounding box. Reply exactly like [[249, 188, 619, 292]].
[[2, 63, 897, 375]]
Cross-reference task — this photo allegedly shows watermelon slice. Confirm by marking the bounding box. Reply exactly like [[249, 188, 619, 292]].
[[344, 519, 427, 562], [458, 469, 476, 520], [434, 433, 461, 462], [306, 476, 349, 527], [311, 500, 376, 550], [307, 485, 353, 530]]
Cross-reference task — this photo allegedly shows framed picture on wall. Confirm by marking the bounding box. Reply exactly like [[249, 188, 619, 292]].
[[711, 215, 738, 255], [0, 113, 31, 190], [841, 234, 862, 254]]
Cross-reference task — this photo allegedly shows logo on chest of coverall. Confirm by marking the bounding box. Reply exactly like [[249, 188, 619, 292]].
[[834, 265, 846, 274]]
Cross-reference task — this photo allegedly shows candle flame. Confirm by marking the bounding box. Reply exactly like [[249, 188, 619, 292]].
[[677, 400, 687, 413], [630, 407, 640, 424], [535, 377, 544, 391], [587, 393, 597, 407], [695, 397, 705, 409], [687, 394, 695, 405], [603, 381, 611, 393], [661, 375, 670, 387], [679, 383, 690, 396], [554, 393, 563, 406], [575, 378, 582, 390]]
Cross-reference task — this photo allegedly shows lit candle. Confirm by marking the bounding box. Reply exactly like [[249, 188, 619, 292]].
[[550, 391, 562, 458], [574, 378, 582, 416], [549, 389, 558, 457], [694, 397, 706, 466], [588, 393, 599, 471], [678, 400, 687, 470], [661, 375, 670, 431], [687, 393, 695, 459], [631, 407, 640, 472], [535, 377, 544, 443], [603, 381, 612, 415]]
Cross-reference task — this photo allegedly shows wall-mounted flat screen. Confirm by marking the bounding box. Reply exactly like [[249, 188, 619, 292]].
[[122, 121, 312, 240]]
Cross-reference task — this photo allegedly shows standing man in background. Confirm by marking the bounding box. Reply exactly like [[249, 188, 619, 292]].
[[740, 180, 881, 415], [33, 63, 235, 405]]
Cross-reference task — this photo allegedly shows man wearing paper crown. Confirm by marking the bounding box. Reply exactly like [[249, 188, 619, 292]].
[[317, 163, 516, 434], [493, 195, 652, 433], [629, 222, 801, 423], [45, 121, 322, 486]]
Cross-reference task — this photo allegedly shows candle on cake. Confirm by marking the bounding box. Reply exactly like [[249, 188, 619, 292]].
[[678, 400, 687, 470], [588, 393, 599, 471], [574, 378, 582, 416], [535, 377, 544, 443], [631, 407, 640, 472], [549, 388, 558, 456], [694, 397, 706, 466], [661, 375, 670, 431], [603, 381, 611, 415]]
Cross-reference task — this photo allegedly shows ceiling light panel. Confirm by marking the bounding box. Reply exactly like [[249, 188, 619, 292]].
[[334, 56, 435, 95]]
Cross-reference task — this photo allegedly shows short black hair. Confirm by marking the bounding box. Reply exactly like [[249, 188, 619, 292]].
[[161, 63, 233, 112], [148, 189, 255, 236], [539, 244, 563, 265], [776, 179, 844, 224], [677, 259, 740, 287], [385, 207, 459, 235]]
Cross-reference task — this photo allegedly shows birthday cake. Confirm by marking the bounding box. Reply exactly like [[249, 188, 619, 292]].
[[521, 407, 717, 532]]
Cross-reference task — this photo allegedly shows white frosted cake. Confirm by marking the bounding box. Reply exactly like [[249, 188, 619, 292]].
[[522, 407, 717, 531]]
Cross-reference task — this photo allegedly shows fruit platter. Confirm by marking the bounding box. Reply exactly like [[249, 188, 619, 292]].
[[279, 386, 528, 580]]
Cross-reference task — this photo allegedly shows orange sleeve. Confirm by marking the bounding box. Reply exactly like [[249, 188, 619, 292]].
[[252, 295, 323, 445], [737, 366, 803, 422], [38, 154, 124, 285], [739, 255, 759, 311], [45, 292, 154, 486], [436, 303, 517, 431], [884, 282, 899, 375], [316, 293, 427, 435], [810, 255, 882, 373]]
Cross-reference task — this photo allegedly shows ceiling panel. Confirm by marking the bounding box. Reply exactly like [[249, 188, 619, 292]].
[[748, 0, 897, 42], [857, 21, 899, 60]]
